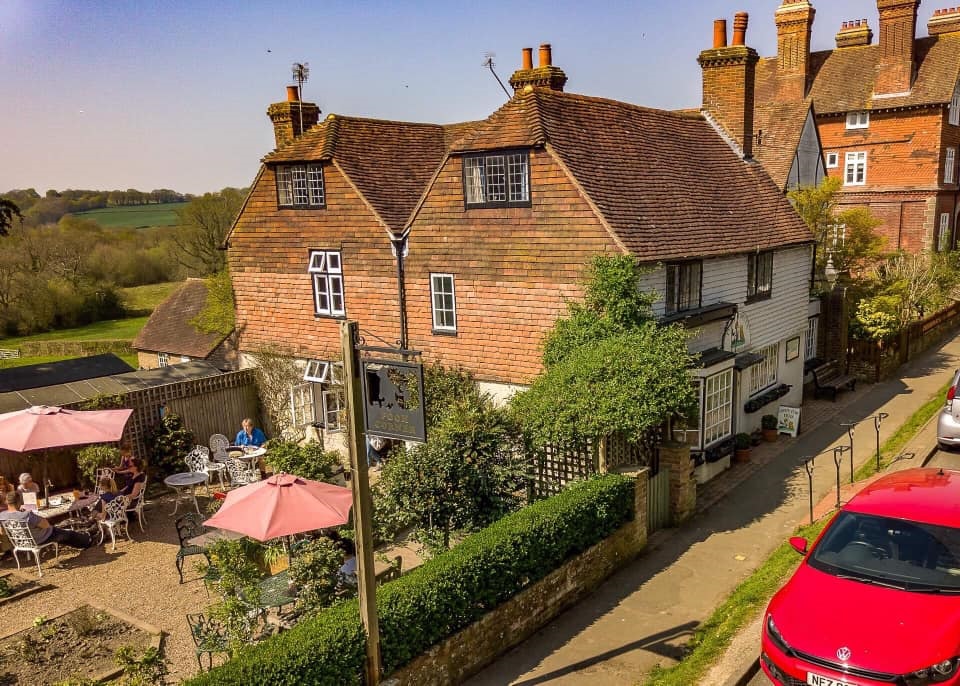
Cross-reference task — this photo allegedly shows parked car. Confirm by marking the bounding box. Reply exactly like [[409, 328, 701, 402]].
[[760, 468, 960, 686], [937, 369, 960, 450]]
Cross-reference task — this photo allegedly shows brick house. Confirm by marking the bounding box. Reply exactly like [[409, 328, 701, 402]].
[[705, 0, 960, 253], [132, 278, 237, 371]]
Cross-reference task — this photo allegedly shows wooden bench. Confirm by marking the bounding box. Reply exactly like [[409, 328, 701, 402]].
[[811, 361, 856, 401]]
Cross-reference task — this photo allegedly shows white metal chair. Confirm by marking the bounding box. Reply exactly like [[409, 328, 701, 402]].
[[187, 446, 225, 491], [125, 475, 148, 532], [97, 496, 133, 551], [2, 519, 58, 578], [209, 433, 230, 455], [204, 437, 229, 490], [226, 458, 258, 486]]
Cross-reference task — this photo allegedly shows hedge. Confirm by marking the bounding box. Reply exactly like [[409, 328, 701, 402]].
[[186, 473, 635, 684]]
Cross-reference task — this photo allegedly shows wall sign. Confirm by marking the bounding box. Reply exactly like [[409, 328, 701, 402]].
[[785, 336, 801, 362], [361, 359, 426, 442], [722, 310, 751, 352], [777, 405, 801, 438]]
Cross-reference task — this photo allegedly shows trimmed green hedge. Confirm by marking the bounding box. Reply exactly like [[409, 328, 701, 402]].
[[186, 473, 634, 684]]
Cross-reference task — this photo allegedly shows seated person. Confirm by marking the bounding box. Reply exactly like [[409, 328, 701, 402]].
[[16, 473, 39, 495], [0, 491, 91, 549], [94, 477, 119, 520], [337, 538, 358, 586], [118, 458, 146, 501], [235, 418, 266, 448], [0, 476, 14, 494], [113, 442, 136, 479]]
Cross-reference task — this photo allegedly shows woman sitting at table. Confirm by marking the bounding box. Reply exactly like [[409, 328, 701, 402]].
[[235, 418, 266, 448], [113, 442, 136, 483], [118, 459, 145, 500], [16, 473, 39, 495]]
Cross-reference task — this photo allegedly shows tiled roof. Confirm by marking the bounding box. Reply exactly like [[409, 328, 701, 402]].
[[756, 34, 960, 115], [450, 88, 812, 261], [264, 116, 452, 231], [132, 279, 228, 359], [752, 100, 815, 189]]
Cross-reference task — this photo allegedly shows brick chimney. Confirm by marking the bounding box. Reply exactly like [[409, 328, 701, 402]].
[[875, 0, 920, 95], [775, 1, 816, 100], [836, 18, 874, 47], [267, 86, 320, 149], [928, 6, 960, 35], [699, 12, 759, 159], [508, 43, 568, 92]]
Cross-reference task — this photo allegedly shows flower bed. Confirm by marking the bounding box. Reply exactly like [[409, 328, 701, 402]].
[[0, 603, 162, 684], [0, 571, 49, 607]]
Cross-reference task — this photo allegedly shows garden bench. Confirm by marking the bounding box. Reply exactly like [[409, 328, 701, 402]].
[[811, 360, 856, 401]]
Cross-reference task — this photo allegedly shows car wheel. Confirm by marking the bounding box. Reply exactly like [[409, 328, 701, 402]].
[[938, 441, 952, 452]]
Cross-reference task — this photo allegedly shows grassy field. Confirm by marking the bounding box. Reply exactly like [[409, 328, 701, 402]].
[[73, 202, 184, 228], [0, 317, 150, 348], [0, 353, 139, 370], [120, 281, 184, 312]]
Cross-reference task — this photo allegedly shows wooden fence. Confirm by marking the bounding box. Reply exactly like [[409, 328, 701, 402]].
[[847, 301, 960, 383]]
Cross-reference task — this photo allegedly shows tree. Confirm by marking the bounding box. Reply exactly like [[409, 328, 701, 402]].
[[0, 198, 22, 236], [855, 251, 954, 332], [171, 188, 245, 275]]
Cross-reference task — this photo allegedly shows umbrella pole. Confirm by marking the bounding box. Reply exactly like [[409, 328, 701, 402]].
[[43, 450, 49, 508]]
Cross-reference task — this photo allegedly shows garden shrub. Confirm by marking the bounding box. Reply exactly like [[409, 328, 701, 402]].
[[288, 537, 344, 612], [76, 445, 120, 489], [146, 413, 194, 479], [186, 473, 634, 683], [262, 440, 341, 482]]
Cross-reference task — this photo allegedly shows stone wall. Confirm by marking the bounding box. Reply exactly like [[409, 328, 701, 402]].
[[382, 469, 649, 686]]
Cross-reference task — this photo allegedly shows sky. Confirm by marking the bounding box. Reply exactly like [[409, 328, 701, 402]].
[[0, 1, 943, 195]]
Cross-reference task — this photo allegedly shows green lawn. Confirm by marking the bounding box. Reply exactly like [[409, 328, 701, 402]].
[[120, 281, 184, 312], [73, 202, 184, 228], [0, 353, 139, 370], [0, 317, 149, 348]]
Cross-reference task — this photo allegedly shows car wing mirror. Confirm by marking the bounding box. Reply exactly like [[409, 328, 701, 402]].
[[789, 536, 808, 555]]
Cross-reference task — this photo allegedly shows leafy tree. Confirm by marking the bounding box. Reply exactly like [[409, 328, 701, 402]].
[[146, 413, 195, 478], [172, 188, 245, 275], [190, 269, 236, 335], [422, 363, 484, 429], [288, 537, 344, 612], [857, 251, 956, 330], [0, 198, 22, 236]]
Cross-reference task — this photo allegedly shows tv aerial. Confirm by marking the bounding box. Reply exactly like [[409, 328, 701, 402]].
[[292, 62, 310, 132], [482, 52, 510, 99]]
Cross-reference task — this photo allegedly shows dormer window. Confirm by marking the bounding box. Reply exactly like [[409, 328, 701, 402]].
[[845, 111, 870, 129], [277, 164, 325, 207], [463, 151, 530, 207]]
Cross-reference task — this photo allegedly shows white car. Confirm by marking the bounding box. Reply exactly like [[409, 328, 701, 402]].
[[937, 369, 960, 450]]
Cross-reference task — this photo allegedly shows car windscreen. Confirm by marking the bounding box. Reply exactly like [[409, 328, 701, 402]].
[[808, 511, 960, 592]]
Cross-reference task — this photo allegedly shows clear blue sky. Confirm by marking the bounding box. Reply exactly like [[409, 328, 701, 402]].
[[0, 1, 938, 195]]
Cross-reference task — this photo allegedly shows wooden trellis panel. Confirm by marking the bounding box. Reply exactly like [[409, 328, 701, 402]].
[[529, 439, 597, 500]]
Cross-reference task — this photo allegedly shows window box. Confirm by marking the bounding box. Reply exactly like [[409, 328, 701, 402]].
[[743, 383, 792, 414], [463, 151, 530, 208]]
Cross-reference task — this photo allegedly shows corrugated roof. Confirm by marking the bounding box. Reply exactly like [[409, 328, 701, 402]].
[[0, 354, 133, 393]]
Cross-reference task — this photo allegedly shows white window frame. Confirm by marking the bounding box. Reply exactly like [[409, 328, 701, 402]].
[[304, 360, 343, 384], [463, 151, 530, 206], [938, 213, 952, 252], [747, 251, 773, 300], [157, 352, 169, 368], [946, 148, 957, 185], [321, 389, 344, 431], [749, 343, 779, 396], [844, 152, 867, 186], [289, 382, 317, 429], [825, 152, 839, 168], [845, 111, 870, 129], [430, 273, 457, 332], [951, 82, 960, 126], [702, 369, 734, 447], [308, 250, 345, 317], [805, 317, 819, 362], [277, 164, 325, 207]]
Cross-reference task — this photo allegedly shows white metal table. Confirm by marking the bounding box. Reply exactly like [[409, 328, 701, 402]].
[[164, 472, 208, 516]]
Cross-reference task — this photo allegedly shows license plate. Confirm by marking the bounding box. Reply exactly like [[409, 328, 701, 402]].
[[807, 672, 853, 686]]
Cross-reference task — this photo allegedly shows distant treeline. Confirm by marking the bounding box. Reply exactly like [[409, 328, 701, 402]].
[[1, 188, 191, 227]]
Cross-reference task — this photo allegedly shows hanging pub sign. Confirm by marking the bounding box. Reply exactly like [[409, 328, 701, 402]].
[[361, 358, 426, 442]]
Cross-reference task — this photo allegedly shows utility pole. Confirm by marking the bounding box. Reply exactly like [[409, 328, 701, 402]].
[[340, 320, 381, 685]]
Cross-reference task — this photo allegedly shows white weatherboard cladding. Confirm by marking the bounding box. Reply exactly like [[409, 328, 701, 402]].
[[740, 245, 811, 349], [688, 320, 726, 353]]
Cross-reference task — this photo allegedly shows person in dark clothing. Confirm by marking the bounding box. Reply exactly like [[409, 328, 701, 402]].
[[0, 491, 91, 549], [118, 459, 146, 499]]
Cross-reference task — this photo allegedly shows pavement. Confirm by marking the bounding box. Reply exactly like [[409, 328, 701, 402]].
[[465, 332, 960, 686]]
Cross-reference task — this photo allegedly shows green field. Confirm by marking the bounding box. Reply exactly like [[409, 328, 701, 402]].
[[73, 202, 184, 228], [0, 353, 140, 371], [0, 317, 150, 348], [120, 281, 184, 312]]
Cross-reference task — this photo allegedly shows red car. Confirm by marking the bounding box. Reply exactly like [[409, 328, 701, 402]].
[[761, 468, 960, 686]]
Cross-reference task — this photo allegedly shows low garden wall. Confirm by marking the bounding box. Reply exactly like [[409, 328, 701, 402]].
[[185, 472, 646, 685]]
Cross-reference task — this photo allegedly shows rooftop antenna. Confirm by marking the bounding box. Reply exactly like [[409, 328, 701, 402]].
[[292, 61, 310, 135], [482, 52, 511, 99]]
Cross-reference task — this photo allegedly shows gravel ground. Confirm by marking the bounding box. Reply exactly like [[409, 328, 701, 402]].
[[0, 490, 216, 684]]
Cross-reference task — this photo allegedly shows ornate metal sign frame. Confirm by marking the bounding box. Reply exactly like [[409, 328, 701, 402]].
[[360, 354, 426, 443]]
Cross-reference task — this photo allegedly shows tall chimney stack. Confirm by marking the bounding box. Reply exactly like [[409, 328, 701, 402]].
[[698, 14, 759, 159], [775, 0, 816, 100], [927, 6, 960, 36], [267, 86, 320, 149], [836, 18, 874, 48], [509, 43, 568, 92], [875, 0, 920, 94]]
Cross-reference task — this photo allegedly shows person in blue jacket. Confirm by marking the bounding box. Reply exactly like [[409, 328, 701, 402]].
[[235, 418, 266, 447]]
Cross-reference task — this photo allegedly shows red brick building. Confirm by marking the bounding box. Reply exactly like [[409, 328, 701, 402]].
[[705, 0, 960, 252]]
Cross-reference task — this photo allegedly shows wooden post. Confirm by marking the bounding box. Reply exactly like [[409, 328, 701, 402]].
[[340, 320, 381, 685]]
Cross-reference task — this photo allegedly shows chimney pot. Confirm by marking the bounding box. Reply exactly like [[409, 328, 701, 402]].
[[928, 3, 960, 34], [713, 19, 728, 48], [286, 85, 300, 102], [538, 43, 552, 67], [521, 47, 533, 70], [732, 12, 749, 46]]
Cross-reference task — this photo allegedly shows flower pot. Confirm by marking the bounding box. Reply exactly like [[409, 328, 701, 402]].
[[762, 428, 779, 442], [734, 448, 751, 463]]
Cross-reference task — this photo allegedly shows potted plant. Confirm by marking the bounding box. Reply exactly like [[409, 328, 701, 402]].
[[734, 433, 752, 463], [761, 414, 779, 442]]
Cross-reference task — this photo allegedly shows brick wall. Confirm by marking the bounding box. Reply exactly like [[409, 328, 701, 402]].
[[404, 148, 620, 385], [137, 351, 158, 370], [228, 163, 401, 361]]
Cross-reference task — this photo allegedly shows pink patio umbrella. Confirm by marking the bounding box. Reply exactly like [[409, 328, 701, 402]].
[[204, 473, 353, 541], [0, 405, 133, 500]]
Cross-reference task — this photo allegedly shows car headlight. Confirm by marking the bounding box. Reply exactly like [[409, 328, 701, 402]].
[[766, 615, 791, 654], [906, 658, 959, 685]]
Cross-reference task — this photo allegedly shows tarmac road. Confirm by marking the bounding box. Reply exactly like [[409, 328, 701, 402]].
[[927, 446, 960, 470]]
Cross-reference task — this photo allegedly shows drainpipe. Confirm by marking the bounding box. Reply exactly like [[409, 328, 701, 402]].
[[391, 235, 409, 349]]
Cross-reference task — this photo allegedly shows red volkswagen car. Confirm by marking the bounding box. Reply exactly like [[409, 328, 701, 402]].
[[761, 468, 960, 686]]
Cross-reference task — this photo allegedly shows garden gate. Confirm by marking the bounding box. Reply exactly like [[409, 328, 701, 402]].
[[647, 469, 670, 532]]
